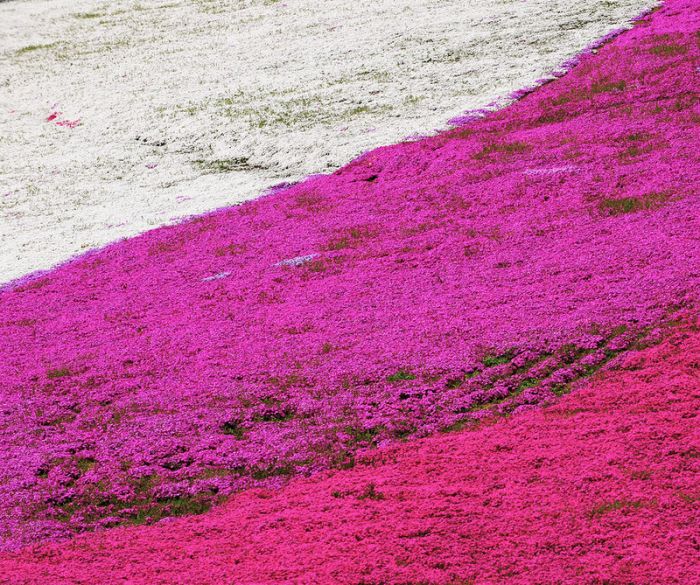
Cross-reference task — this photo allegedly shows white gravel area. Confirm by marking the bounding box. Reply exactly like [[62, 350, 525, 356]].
[[0, 0, 657, 284]]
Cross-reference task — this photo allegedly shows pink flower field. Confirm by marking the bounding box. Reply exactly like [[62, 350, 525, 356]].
[[1, 314, 698, 583], [0, 0, 698, 582]]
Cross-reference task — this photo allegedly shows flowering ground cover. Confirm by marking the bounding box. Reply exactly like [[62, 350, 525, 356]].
[[1, 315, 698, 584], [0, 0, 698, 556], [0, 0, 656, 284]]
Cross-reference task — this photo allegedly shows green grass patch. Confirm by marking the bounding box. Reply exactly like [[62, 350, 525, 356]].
[[551, 79, 626, 106], [74, 12, 104, 19], [250, 464, 294, 480], [387, 369, 416, 383], [445, 377, 464, 389], [357, 482, 385, 501], [252, 407, 296, 423], [481, 352, 513, 368], [128, 496, 213, 526], [326, 225, 377, 251], [445, 370, 481, 390], [474, 141, 529, 160], [590, 80, 626, 94], [588, 499, 645, 518], [47, 367, 72, 379], [221, 419, 246, 439], [194, 158, 263, 173], [219, 95, 387, 130], [649, 43, 688, 57], [599, 191, 672, 216], [214, 243, 244, 256], [16, 43, 59, 56], [76, 458, 97, 473], [517, 378, 539, 391], [617, 131, 656, 162], [345, 425, 384, 445]]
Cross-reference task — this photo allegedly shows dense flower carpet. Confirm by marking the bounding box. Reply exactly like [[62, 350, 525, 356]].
[[0, 0, 697, 582]]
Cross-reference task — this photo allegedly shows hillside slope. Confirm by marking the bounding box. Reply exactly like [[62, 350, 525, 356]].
[[0, 0, 657, 283], [1, 317, 698, 584], [0, 0, 698, 558]]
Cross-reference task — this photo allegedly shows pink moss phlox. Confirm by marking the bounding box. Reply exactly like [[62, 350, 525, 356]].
[[0, 0, 699, 550], [0, 318, 698, 584]]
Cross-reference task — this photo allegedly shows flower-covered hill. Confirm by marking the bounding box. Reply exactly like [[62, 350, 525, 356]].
[[0, 0, 698, 549], [0, 0, 657, 284], [1, 317, 698, 584]]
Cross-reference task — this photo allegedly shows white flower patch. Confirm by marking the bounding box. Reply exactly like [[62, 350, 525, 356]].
[[0, 0, 657, 284], [523, 166, 578, 176], [201, 271, 231, 282], [275, 254, 319, 268]]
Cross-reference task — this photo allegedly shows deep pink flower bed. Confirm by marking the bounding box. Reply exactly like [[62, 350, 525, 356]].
[[1, 319, 698, 584], [0, 0, 698, 551]]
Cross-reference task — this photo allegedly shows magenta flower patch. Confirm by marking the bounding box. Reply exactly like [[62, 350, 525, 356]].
[[0, 0, 698, 553], [0, 309, 698, 584]]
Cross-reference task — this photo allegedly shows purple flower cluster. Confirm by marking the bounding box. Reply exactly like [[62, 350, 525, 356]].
[[0, 0, 698, 549]]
